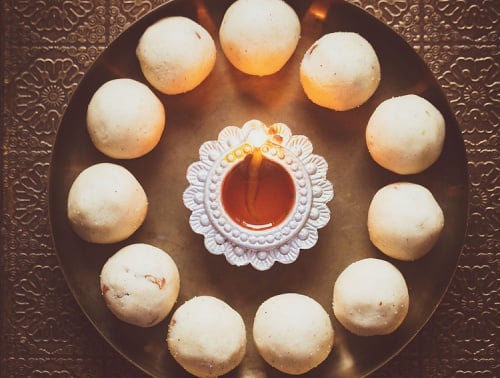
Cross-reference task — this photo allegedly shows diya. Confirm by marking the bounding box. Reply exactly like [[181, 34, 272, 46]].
[[183, 120, 333, 270]]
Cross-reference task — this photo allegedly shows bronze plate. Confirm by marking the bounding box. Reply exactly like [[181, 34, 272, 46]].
[[48, 0, 469, 376]]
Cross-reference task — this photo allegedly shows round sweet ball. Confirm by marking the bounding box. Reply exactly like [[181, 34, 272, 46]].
[[253, 293, 334, 375], [100, 243, 180, 327], [67, 163, 147, 244], [136, 16, 216, 95], [219, 0, 300, 76], [333, 258, 409, 336], [300, 32, 381, 111], [368, 182, 444, 261], [167, 296, 246, 378], [86, 78, 165, 159], [366, 94, 446, 174]]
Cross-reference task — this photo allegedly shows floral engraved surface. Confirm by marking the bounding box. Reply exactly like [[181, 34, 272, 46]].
[[12, 266, 75, 353], [6, 0, 106, 45], [1, 0, 498, 377], [441, 54, 499, 130], [351, 0, 423, 44], [13, 58, 82, 139], [12, 162, 51, 240], [425, 0, 499, 43]]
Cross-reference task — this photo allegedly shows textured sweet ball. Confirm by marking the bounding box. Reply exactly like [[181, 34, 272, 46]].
[[219, 0, 300, 76], [67, 163, 147, 244], [333, 258, 409, 336], [136, 16, 216, 94], [253, 293, 334, 375], [368, 182, 445, 261], [100, 243, 180, 327], [167, 296, 246, 378], [86, 78, 165, 159], [366, 94, 446, 174], [300, 32, 381, 111]]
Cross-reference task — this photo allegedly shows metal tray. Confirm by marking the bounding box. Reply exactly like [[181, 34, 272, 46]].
[[49, 0, 469, 376]]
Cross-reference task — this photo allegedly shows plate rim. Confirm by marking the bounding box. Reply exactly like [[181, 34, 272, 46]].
[[47, 0, 471, 376]]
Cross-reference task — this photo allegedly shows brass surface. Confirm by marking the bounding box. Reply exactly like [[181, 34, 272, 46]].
[[1, 0, 498, 377]]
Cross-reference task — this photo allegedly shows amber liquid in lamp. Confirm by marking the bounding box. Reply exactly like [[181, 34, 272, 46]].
[[222, 154, 295, 231]]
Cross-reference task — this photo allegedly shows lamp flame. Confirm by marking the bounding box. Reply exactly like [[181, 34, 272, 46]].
[[247, 127, 268, 148]]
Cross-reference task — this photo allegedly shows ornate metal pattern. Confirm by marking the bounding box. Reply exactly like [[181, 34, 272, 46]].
[[1, 0, 498, 376]]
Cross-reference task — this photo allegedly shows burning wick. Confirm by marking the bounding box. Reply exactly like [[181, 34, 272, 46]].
[[246, 127, 268, 219]]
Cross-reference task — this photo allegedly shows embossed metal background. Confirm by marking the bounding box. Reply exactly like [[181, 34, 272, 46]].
[[0, 0, 498, 377]]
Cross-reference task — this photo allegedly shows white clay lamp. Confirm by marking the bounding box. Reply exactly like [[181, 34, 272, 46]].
[[183, 120, 333, 271]]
